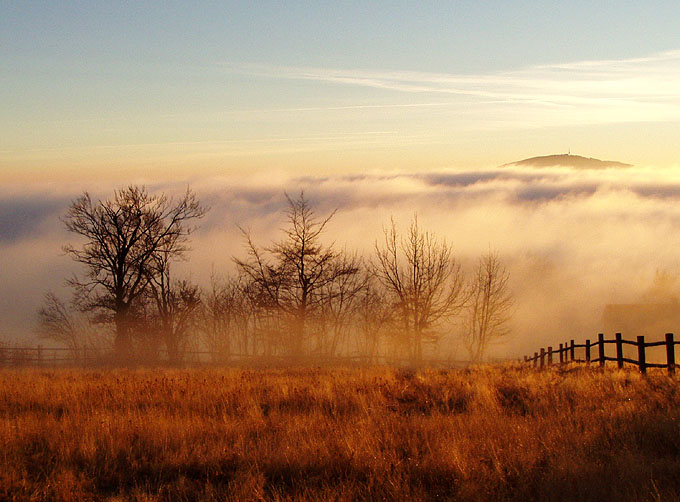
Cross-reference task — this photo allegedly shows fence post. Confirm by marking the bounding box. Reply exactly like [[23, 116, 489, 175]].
[[558, 344, 562, 364], [585, 339, 591, 363], [637, 335, 646, 375], [615, 333, 623, 369], [570, 340, 575, 361], [540, 348, 545, 369], [533, 352, 538, 368], [548, 346, 553, 366], [524, 355, 528, 363], [666, 333, 675, 375], [598, 333, 605, 367]]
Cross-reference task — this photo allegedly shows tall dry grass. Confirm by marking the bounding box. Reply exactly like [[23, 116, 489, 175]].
[[0, 365, 679, 501]]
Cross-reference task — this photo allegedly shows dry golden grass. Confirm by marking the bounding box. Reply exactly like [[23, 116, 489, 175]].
[[1, 364, 679, 501]]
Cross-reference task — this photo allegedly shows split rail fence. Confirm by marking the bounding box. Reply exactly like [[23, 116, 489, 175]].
[[523, 333, 677, 375]]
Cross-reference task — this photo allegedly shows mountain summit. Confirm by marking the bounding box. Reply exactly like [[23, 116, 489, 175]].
[[503, 154, 632, 169]]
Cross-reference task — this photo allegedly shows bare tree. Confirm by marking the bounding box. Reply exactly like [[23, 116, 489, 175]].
[[355, 279, 392, 363], [234, 192, 359, 358], [147, 252, 201, 364], [37, 293, 84, 354], [199, 273, 232, 361], [233, 229, 290, 354], [36, 292, 108, 360], [199, 272, 254, 361], [63, 185, 205, 359], [373, 215, 466, 363], [318, 251, 366, 357], [463, 250, 513, 363]]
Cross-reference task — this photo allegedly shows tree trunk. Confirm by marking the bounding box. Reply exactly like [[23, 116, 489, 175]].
[[113, 311, 133, 362], [165, 329, 181, 365], [291, 312, 305, 359], [414, 329, 423, 364]]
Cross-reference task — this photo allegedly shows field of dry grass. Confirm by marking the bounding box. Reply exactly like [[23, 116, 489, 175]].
[[1, 364, 679, 501]]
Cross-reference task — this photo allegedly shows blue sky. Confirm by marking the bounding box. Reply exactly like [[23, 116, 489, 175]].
[[5, 2, 680, 71], [2, 1, 680, 180]]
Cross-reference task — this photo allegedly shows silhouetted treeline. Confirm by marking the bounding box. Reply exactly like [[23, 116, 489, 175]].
[[38, 186, 512, 365]]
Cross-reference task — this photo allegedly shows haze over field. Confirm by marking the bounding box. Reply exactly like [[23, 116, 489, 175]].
[[3, 156, 680, 358], [2, 2, 680, 359]]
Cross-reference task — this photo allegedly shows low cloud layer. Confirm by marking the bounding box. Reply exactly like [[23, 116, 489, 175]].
[[3, 162, 680, 358]]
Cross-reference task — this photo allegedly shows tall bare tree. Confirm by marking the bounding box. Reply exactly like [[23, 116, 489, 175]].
[[63, 185, 205, 359], [463, 250, 513, 363], [235, 192, 359, 358], [373, 215, 466, 362]]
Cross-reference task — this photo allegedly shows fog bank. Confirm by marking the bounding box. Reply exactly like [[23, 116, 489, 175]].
[[2, 162, 680, 359]]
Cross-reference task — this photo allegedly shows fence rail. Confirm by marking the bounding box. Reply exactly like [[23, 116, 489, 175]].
[[523, 332, 677, 375], [0, 345, 469, 369]]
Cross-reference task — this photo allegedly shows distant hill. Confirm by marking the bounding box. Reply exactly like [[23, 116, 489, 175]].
[[502, 154, 632, 169]]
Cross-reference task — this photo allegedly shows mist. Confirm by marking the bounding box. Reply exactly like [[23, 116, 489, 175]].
[[3, 162, 680, 359]]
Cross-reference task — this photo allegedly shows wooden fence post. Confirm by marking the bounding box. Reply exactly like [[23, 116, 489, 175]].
[[615, 333, 623, 369], [558, 344, 563, 364], [524, 355, 528, 363], [598, 333, 605, 367], [540, 348, 545, 368], [637, 336, 646, 375], [533, 352, 538, 368], [666, 333, 675, 375], [570, 340, 575, 361]]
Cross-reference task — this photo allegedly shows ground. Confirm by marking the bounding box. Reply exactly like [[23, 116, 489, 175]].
[[1, 364, 679, 501]]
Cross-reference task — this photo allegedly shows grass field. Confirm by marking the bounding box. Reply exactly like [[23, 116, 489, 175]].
[[1, 365, 679, 501]]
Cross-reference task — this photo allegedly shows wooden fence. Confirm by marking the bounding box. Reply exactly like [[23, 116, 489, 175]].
[[0, 345, 469, 369], [523, 333, 677, 375]]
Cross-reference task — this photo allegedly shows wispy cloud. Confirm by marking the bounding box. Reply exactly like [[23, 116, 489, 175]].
[[228, 50, 680, 128], [240, 102, 462, 113]]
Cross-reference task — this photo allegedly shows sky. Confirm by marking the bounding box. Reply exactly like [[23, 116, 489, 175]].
[[2, 1, 680, 182], [2, 2, 680, 355]]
